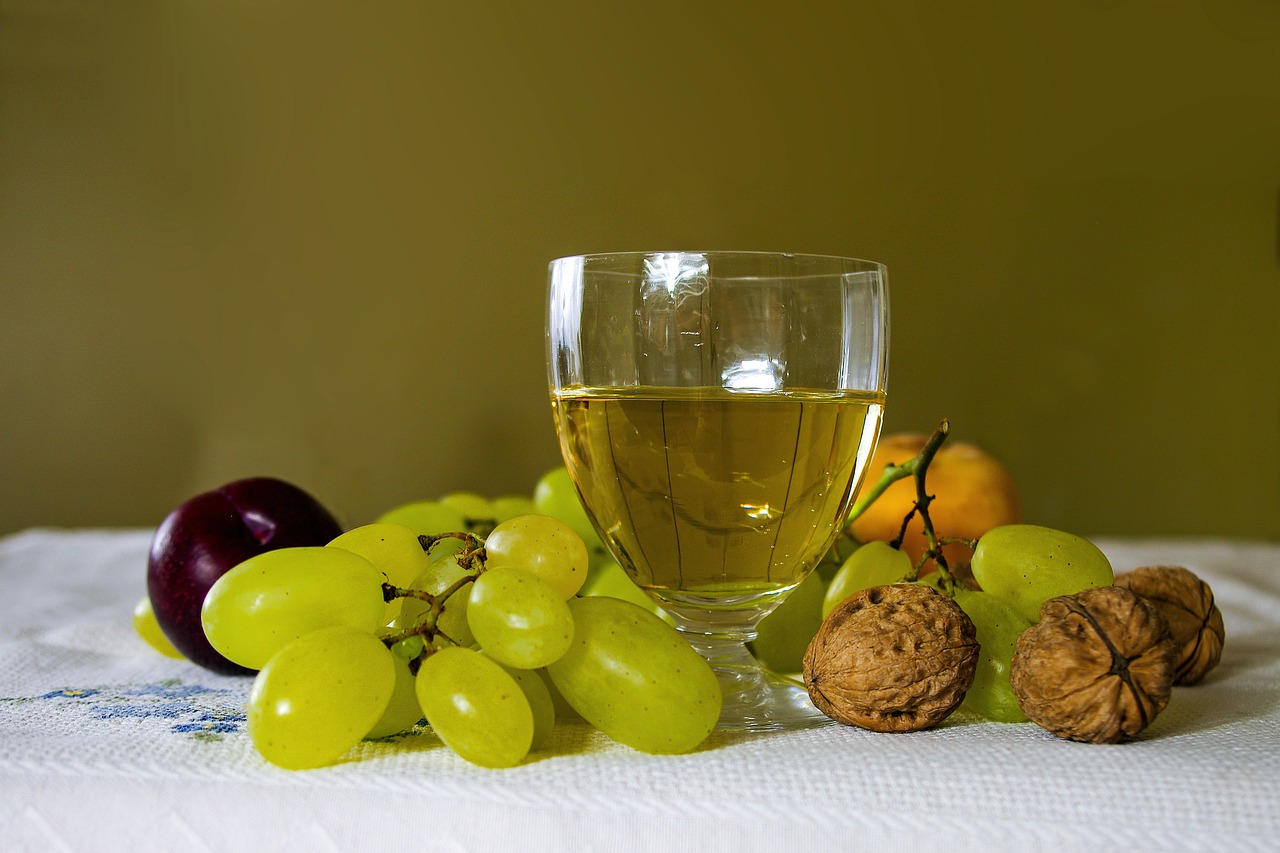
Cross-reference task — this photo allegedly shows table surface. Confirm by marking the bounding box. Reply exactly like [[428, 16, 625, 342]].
[[1, 528, 1277, 852]]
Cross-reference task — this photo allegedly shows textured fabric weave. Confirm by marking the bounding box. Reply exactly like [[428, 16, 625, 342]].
[[1, 529, 1277, 851]]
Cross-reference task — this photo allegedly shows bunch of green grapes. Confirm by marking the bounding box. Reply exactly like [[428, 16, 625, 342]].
[[195, 480, 720, 771], [948, 523, 1112, 721], [379, 476, 666, 622], [748, 523, 1115, 723]]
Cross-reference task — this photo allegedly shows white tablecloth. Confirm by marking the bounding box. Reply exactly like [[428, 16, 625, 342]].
[[1, 529, 1277, 852]]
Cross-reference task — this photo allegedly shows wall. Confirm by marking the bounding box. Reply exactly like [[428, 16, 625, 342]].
[[2, 1, 1277, 539]]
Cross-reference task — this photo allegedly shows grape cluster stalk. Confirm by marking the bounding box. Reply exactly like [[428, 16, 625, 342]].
[[846, 419, 971, 589]]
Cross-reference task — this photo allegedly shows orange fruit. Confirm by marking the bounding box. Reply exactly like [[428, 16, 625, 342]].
[[850, 433, 1021, 570]]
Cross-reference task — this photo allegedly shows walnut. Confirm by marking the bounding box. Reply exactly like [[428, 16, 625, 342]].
[[802, 584, 978, 732], [1010, 586, 1175, 744], [1114, 565, 1225, 685]]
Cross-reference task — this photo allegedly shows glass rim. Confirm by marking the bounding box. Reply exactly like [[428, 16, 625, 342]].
[[548, 250, 886, 270]]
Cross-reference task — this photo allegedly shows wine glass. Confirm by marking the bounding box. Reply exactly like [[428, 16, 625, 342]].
[[546, 251, 889, 730]]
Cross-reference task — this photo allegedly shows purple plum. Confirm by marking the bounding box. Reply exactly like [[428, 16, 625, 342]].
[[146, 477, 343, 674]]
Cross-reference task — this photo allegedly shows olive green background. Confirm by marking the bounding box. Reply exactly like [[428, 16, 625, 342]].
[[3, 1, 1278, 540]]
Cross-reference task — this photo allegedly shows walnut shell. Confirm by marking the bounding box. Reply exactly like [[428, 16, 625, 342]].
[[1114, 565, 1224, 685], [802, 584, 978, 732], [1011, 585, 1175, 744]]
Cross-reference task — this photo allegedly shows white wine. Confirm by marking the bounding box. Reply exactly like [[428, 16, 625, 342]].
[[552, 387, 884, 599]]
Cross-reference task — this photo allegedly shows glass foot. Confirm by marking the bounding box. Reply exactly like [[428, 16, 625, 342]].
[[660, 603, 832, 731], [708, 652, 832, 731]]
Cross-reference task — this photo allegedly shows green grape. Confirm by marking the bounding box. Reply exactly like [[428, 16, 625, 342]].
[[430, 537, 468, 561], [201, 546, 385, 670], [391, 555, 476, 647], [749, 570, 826, 674], [439, 491, 497, 533], [580, 556, 671, 623], [954, 590, 1030, 722], [533, 467, 607, 554], [416, 646, 533, 768], [822, 541, 914, 617], [913, 572, 949, 594], [375, 500, 466, 539], [390, 634, 425, 660], [132, 595, 185, 660], [365, 652, 425, 739], [490, 495, 537, 522], [484, 655, 556, 749], [327, 523, 432, 624], [467, 566, 574, 669], [247, 626, 395, 769], [813, 548, 841, 584], [814, 533, 860, 583], [484, 514, 588, 599], [538, 666, 582, 722], [547, 596, 720, 755], [971, 524, 1114, 623], [588, 547, 618, 572]]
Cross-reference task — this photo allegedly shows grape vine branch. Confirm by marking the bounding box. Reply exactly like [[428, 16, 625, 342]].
[[378, 531, 489, 657], [843, 419, 971, 593]]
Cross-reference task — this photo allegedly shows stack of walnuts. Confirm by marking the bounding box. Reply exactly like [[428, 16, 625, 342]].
[[803, 565, 1225, 744]]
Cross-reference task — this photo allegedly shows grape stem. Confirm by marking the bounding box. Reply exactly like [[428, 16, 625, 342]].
[[380, 571, 479, 659], [846, 421, 948, 525], [889, 506, 919, 553], [418, 532, 487, 572], [909, 421, 962, 593], [847, 419, 964, 593], [433, 572, 480, 612], [382, 583, 434, 604]]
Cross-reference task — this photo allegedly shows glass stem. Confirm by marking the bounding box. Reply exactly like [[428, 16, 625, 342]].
[[675, 626, 759, 673]]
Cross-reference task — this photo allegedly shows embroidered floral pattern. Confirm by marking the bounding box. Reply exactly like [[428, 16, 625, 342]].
[[16, 679, 246, 740]]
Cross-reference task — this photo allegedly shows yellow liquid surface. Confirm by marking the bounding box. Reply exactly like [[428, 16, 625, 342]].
[[553, 387, 884, 596]]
